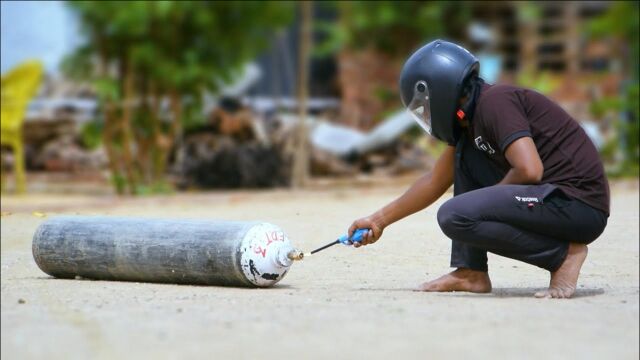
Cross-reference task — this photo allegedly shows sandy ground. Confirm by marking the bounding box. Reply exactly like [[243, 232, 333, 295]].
[[1, 180, 638, 360]]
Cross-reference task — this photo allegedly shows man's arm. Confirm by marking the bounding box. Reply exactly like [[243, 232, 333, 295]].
[[349, 145, 456, 246], [498, 136, 543, 185]]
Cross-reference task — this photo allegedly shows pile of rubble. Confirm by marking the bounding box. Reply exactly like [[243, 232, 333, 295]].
[[172, 98, 292, 189], [1, 74, 106, 174], [4, 71, 433, 188], [172, 98, 432, 189], [11, 118, 107, 173]]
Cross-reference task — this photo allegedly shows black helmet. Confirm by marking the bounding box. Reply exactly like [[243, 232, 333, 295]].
[[399, 39, 479, 144]]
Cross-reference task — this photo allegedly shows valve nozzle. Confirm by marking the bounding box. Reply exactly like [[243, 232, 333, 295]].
[[286, 249, 304, 261]]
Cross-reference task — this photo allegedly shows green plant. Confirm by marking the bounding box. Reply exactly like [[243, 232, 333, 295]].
[[587, 2, 639, 80], [135, 180, 174, 196], [79, 119, 103, 150], [515, 71, 560, 95], [63, 1, 293, 194], [589, 97, 623, 120], [587, 2, 639, 176], [316, 1, 470, 57]]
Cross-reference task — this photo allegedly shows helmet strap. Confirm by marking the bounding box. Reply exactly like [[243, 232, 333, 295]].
[[458, 76, 484, 123]]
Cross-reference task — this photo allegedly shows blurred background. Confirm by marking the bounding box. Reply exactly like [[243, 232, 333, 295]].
[[1, 0, 638, 196]]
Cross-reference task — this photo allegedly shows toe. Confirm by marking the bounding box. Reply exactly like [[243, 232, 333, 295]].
[[414, 282, 434, 292], [534, 291, 547, 298], [561, 287, 575, 298]]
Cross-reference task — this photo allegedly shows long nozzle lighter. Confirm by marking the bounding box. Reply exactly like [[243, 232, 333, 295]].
[[308, 228, 370, 255]]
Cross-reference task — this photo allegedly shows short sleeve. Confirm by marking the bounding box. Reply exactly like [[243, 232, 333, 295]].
[[476, 90, 531, 151]]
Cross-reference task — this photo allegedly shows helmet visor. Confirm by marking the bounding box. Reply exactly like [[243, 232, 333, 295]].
[[406, 80, 433, 135]]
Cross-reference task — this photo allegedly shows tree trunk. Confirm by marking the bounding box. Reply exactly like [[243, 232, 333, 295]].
[[148, 82, 163, 182], [152, 89, 182, 182], [102, 104, 124, 194], [120, 57, 138, 194], [97, 40, 124, 195], [291, 1, 312, 188]]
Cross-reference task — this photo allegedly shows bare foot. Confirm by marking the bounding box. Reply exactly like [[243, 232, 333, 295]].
[[415, 268, 492, 293], [535, 243, 588, 299]]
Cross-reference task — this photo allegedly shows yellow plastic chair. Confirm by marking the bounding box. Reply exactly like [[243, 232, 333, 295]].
[[1, 60, 43, 193]]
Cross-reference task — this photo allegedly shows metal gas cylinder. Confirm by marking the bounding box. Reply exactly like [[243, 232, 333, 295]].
[[32, 216, 303, 287]]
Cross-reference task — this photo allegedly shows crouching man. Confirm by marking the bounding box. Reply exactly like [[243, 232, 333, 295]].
[[348, 40, 609, 299]]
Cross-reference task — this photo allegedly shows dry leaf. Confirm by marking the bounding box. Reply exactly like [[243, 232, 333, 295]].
[[32, 211, 47, 218]]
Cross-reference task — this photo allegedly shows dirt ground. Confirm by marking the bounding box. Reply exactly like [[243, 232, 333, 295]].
[[1, 179, 638, 360]]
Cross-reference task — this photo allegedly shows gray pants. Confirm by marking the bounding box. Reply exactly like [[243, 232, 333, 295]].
[[438, 134, 607, 272]]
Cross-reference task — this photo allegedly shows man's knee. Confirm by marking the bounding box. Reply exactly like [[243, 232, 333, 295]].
[[437, 198, 476, 238]]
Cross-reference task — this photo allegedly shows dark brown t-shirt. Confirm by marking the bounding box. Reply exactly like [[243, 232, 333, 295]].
[[470, 84, 610, 215]]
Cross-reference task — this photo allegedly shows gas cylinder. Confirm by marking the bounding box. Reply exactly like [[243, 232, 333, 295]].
[[32, 216, 303, 287]]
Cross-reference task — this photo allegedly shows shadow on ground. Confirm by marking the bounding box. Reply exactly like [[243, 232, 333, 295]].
[[355, 287, 605, 298], [467, 287, 605, 298]]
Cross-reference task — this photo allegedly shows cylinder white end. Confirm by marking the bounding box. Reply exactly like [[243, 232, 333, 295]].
[[239, 223, 296, 287]]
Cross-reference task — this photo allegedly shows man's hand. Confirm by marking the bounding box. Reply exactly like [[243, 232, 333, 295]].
[[348, 215, 385, 248], [346, 146, 456, 249]]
